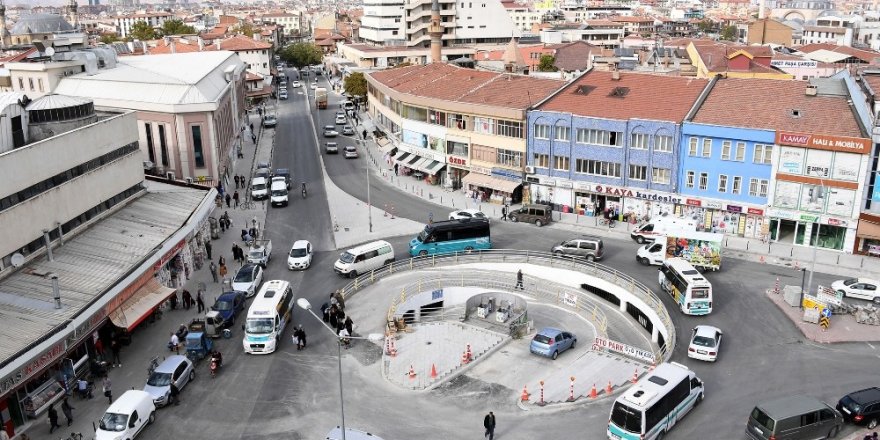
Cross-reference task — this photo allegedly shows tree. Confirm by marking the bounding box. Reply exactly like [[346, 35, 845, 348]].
[[239, 21, 257, 37], [129, 20, 158, 41], [537, 54, 558, 72], [720, 25, 738, 41], [279, 42, 323, 68], [696, 19, 714, 34], [100, 34, 121, 45], [160, 19, 196, 36], [343, 72, 367, 97]]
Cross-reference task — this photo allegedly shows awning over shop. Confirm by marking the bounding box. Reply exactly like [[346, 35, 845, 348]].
[[392, 151, 411, 163], [415, 159, 446, 175], [109, 278, 176, 331], [377, 137, 395, 154], [857, 219, 880, 241], [462, 172, 521, 194], [404, 154, 423, 168]]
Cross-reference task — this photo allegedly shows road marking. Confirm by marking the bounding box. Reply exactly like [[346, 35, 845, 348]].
[[867, 342, 876, 350]]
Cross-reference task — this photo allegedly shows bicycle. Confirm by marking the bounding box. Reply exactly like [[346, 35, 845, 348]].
[[239, 199, 256, 210], [599, 217, 617, 228]]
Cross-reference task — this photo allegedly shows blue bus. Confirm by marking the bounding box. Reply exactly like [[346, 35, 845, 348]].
[[409, 218, 491, 256]]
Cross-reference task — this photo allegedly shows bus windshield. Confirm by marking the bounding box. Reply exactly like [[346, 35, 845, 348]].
[[610, 402, 642, 433], [245, 318, 274, 334]]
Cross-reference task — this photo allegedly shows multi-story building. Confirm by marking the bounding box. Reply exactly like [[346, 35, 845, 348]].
[[610, 16, 658, 36], [801, 25, 853, 46], [262, 11, 306, 37], [538, 21, 626, 48], [747, 18, 797, 46], [527, 70, 708, 218], [687, 42, 793, 79], [114, 12, 174, 39], [366, 63, 564, 202], [360, 0, 405, 45], [853, 71, 880, 256]]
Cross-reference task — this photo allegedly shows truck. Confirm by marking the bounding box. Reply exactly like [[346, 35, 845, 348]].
[[315, 87, 328, 109], [246, 240, 272, 268], [630, 215, 699, 244], [636, 231, 723, 271]]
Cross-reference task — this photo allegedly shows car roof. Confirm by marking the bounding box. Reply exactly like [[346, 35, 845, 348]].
[[756, 395, 829, 419], [345, 146, 356, 150], [107, 390, 153, 413], [251, 177, 267, 184], [693, 325, 720, 337], [218, 290, 245, 300], [238, 263, 258, 273], [537, 327, 562, 337], [846, 387, 880, 404], [274, 168, 289, 174], [292, 240, 310, 248], [155, 355, 189, 373]]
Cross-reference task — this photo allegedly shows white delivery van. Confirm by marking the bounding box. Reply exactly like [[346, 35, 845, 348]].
[[630, 215, 699, 244], [96, 390, 156, 440], [251, 177, 269, 200], [334, 240, 395, 278], [270, 179, 288, 207]]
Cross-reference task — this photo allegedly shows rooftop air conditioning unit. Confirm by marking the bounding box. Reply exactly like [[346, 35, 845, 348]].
[[185, 177, 194, 184], [525, 165, 535, 174], [166, 172, 175, 180]]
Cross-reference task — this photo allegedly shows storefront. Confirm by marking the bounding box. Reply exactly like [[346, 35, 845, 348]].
[[856, 213, 880, 257], [390, 138, 447, 186], [767, 209, 852, 250], [462, 166, 522, 204], [446, 155, 468, 190], [674, 198, 768, 238]]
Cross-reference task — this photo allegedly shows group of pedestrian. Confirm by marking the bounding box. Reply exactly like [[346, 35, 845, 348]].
[[47, 398, 76, 433], [232, 174, 248, 190], [321, 294, 354, 348], [223, 191, 241, 208], [218, 211, 232, 233], [293, 325, 307, 350], [232, 243, 245, 265]]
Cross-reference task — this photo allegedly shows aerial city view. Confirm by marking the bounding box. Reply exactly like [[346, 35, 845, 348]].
[[2, 0, 880, 438]]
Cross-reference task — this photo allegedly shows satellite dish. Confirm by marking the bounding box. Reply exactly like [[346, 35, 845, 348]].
[[45, 47, 55, 57], [10, 253, 24, 268]]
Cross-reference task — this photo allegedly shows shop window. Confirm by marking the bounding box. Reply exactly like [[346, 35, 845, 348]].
[[721, 141, 732, 160], [702, 138, 712, 158], [652, 168, 670, 185], [754, 144, 773, 164], [533, 153, 549, 168], [534, 124, 550, 139], [718, 174, 728, 193], [554, 155, 570, 171], [629, 165, 647, 181], [686, 171, 695, 188], [688, 137, 698, 156], [732, 176, 742, 194], [630, 132, 649, 150], [699, 172, 708, 190], [655, 135, 673, 153]]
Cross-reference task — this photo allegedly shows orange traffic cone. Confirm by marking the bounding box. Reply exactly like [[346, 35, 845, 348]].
[[465, 344, 473, 362], [408, 365, 416, 379], [389, 338, 397, 357], [520, 386, 530, 402], [605, 381, 613, 394], [461, 351, 470, 365], [631, 369, 638, 384], [430, 363, 438, 379], [589, 384, 598, 399]]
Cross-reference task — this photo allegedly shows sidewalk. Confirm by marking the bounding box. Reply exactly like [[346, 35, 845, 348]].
[[24, 112, 274, 440]]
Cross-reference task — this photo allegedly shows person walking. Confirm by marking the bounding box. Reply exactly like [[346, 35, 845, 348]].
[[232, 244, 241, 264], [239, 175, 246, 189], [252, 133, 257, 144], [219, 261, 228, 280], [182, 290, 193, 310], [61, 398, 74, 426], [110, 339, 121, 367], [515, 269, 524, 290], [344, 316, 353, 337], [219, 216, 226, 233], [170, 383, 180, 406], [501, 205, 508, 221], [47, 404, 60, 433], [210, 261, 219, 283], [225, 193, 231, 208], [234, 175, 240, 189], [196, 289, 205, 313], [233, 191, 240, 208], [483, 411, 496, 440], [205, 240, 212, 260], [102, 375, 112, 404], [250, 122, 254, 132]]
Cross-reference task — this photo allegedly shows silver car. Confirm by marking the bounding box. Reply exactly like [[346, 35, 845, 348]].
[[142, 355, 194, 407], [551, 236, 605, 261]]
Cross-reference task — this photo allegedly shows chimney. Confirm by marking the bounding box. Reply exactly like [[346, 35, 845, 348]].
[[611, 68, 621, 80], [43, 229, 54, 262], [805, 85, 818, 96], [51, 273, 61, 309]]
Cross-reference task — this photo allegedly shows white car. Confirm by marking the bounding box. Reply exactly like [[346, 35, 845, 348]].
[[231, 263, 264, 297], [335, 115, 346, 125], [310, 82, 317, 90], [449, 209, 487, 221], [287, 240, 313, 270], [279, 91, 288, 100], [344, 146, 358, 159], [292, 81, 301, 88], [832, 278, 880, 302], [687, 325, 722, 362]]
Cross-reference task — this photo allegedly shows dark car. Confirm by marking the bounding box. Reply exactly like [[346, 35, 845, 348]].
[[273, 168, 291, 190], [838, 387, 880, 428], [212, 291, 246, 327]]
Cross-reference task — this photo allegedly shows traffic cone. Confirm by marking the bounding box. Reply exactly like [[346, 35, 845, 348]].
[[430, 363, 438, 379], [631, 369, 639, 384], [461, 351, 470, 365], [589, 384, 598, 399], [521, 386, 530, 402], [408, 365, 416, 379], [605, 381, 613, 394], [465, 344, 473, 362]]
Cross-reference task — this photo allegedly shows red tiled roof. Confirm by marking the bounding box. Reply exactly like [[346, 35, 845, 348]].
[[552, 40, 597, 72], [862, 74, 880, 97], [538, 70, 707, 121], [610, 16, 656, 23], [247, 85, 272, 98], [691, 43, 778, 73], [476, 44, 552, 65], [796, 43, 880, 63], [219, 35, 272, 51], [147, 40, 212, 54], [316, 38, 335, 46], [369, 63, 565, 110], [246, 72, 263, 81], [692, 78, 864, 137], [0, 47, 37, 64]]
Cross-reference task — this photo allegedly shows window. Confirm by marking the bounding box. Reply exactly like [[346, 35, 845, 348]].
[[38, 78, 44, 92], [474, 117, 496, 134], [144, 122, 155, 165], [721, 141, 731, 160], [686, 171, 695, 188], [702, 138, 712, 158], [534, 124, 550, 139], [753, 144, 772, 164], [28, 78, 34, 91], [553, 155, 569, 171], [688, 137, 698, 156], [192, 125, 205, 168], [735, 142, 746, 161], [158, 124, 169, 167], [629, 165, 647, 181], [447, 140, 468, 157], [652, 168, 670, 185], [630, 133, 649, 150], [576, 128, 623, 146], [496, 120, 523, 138], [428, 110, 446, 126], [448, 113, 466, 130], [759, 179, 768, 197], [533, 153, 549, 168], [748, 178, 759, 196], [17, 77, 23, 91], [699, 172, 708, 190], [575, 159, 621, 177], [655, 135, 673, 153], [732, 176, 742, 194], [555, 125, 570, 141], [718, 175, 728, 193], [496, 149, 523, 167]]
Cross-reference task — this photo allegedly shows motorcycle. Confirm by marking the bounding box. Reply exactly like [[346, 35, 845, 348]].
[[210, 353, 222, 379], [301, 186, 307, 199]]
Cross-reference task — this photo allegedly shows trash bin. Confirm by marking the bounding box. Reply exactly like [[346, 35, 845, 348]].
[[222, 329, 231, 339]]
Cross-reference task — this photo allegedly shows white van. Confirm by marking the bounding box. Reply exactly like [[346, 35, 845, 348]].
[[251, 177, 269, 200], [270, 179, 288, 207], [630, 215, 698, 243], [334, 240, 394, 278], [96, 390, 156, 440]]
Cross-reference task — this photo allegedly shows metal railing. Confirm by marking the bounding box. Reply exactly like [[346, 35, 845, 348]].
[[338, 249, 675, 362]]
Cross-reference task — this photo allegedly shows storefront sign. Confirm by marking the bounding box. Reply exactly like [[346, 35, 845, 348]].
[[800, 214, 819, 222], [590, 185, 683, 204], [770, 59, 818, 68], [775, 131, 870, 154], [592, 337, 654, 363], [827, 218, 844, 226], [0, 340, 67, 395], [71, 309, 108, 345], [727, 205, 742, 213], [397, 142, 445, 162], [705, 201, 723, 209], [155, 240, 185, 270], [686, 199, 701, 207], [491, 168, 522, 181], [747, 207, 764, 215], [402, 130, 428, 148], [779, 147, 805, 174], [447, 155, 468, 167], [471, 166, 492, 175]]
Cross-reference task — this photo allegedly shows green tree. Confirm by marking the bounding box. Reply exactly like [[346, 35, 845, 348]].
[[696, 19, 714, 34], [279, 42, 323, 68], [160, 19, 196, 36], [100, 34, 121, 44], [343, 72, 367, 97], [239, 21, 257, 37], [537, 54, 558, 72], [720, 25, 738, 41], [129, 20, 158, 41]]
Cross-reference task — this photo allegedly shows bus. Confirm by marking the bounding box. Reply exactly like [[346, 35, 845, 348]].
[[607, 362, 704, 440], [658, 258, 713, 315], [242, 280, 294, 354], [409, 218, 491, 257]]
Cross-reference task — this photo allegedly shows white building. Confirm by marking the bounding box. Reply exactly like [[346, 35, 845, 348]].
[[262, 11, 307, 37], [114, 12, 174, 39], [503, 2, 543, 32], [360, 0, 406, 45]]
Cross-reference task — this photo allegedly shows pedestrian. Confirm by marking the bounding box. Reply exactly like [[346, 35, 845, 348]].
[[61, 398, 74, 426], [205, 240, 212, 260], [239, 175, 246, 189], [219, 216, 226, 232], [196, 289, 205, 314], [169, 291, 178, 309], [234, 175, 240, 189], [215, 194, 222, 208], [219, 255, 226, 267], [321, 302, 330, 322], [233, 191, 240, 208], [210, 261, 219, 283], [344, 316, 353, 336], [333, 290, 345, 310], [515, 269, 524, 290], [219, 261, 228, 279], [169, 332, 180, 354], [329, 305, 339, 330], [483, 411, 496, 440], [94, 338, 104, 361], [102, 375, 112, 404], [252, 133, 257, 144], [232, 244, 240, 263], [225, 193, 231, 208], [110, 338, 121, 367], [298, 325, 306, 349], [182, 290, 193, 310], [362, 129, 367, 139], [170, 383, 180, 406], [501, 205, 508, 221], [47, 403, 60, 433], [250, 122, 254, 132]]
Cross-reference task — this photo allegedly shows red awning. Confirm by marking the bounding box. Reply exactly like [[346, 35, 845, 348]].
[[109, 278, 176, 331]]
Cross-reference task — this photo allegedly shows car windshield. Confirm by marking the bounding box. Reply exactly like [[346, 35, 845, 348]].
[[146, 371, 172, 387], [533, 334, 553, 344], [472, 212, 486, 218], [417, 230, 428, 242], [610, 402, 642, 433], [843, 278, 859, 286], [234, 268, 253, 282], [253, 183, 266, 191], [750, 408, 775, 432], [324, 125, 334, 130], [249, 250, 263, 259], [346, 147, 356, 152], [290, 247, 308, 258], [246, 318, 274, 334], [214, 300, 233, 311], [272, 189, 287, 196], [99, 413, 128, 432], [692, 335, 716, 347], [339, 251, 355, 263]]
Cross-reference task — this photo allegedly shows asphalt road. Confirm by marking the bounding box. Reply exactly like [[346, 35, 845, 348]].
[[133, 70, 880, 440]]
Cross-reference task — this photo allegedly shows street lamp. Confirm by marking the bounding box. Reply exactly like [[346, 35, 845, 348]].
[[296, 297, 382, 440], [805, 171, 827, 300]]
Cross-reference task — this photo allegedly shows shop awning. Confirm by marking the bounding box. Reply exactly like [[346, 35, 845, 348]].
[[392, 151, 411, 163], [410, 157, 432, 171], [109, 278, 176, 331], [462, 172, 521, 194], [415, 159, 446, 175], [858, 219, 880, 241], [377, 137, 395, 154]]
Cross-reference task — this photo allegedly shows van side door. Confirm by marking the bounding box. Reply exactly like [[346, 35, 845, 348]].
[[798, 410, 819, 438]]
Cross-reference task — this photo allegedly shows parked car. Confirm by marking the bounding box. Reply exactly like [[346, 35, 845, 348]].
[[255, 167, 271, 180], [335, 115, 347, 125], [508, 204, 552, 227], [250, 177, 268, 200], [287, 240, 313, 270], [256, 161, 271, 169], [142, 355, 195, 407], [273, 168, 291, 189], [342, 125, 355, 135], [310, 81, 317, 89], [96, 390, 155, 440], [529, 327, 576, 360], [747, 395, 843, 440], [279, 91, 288, 100], [687, 325, 722, 362], [247, 240, 272, 268], [231, 263, 264, 297], [262, 115, 277, 128], [335, 110, 346, 117], [831, 278, 880, 302], [551, 236, 605, 261], [323, 125, 338, 137], [838, 387, 880, 428], [324, 142, 339, 154], [292, 80, 301, 88], [211, 291, 247, 327], [448, 209, 487, 221], [344, 146, 358, 159]]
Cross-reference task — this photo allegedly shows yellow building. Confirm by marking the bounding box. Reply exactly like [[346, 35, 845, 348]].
[[686, 42, 794, 79]]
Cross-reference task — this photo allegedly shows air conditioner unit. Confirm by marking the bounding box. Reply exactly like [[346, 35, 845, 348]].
[[166, 172, 175, 180], [185, 177, 194, 184], [525, 165, 535, 174]]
